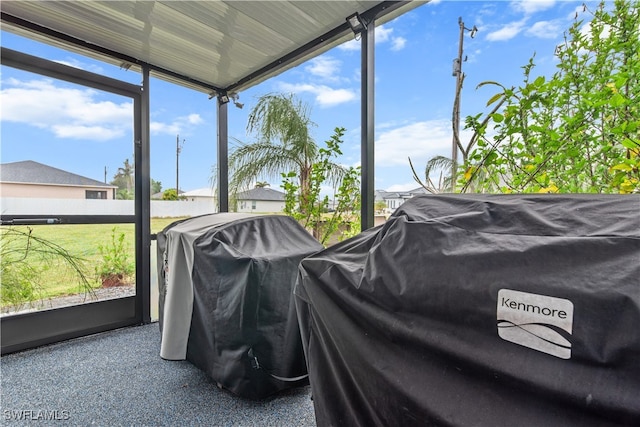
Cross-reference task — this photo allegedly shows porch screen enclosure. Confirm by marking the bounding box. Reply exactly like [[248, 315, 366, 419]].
[[1, 47, 151, 354]]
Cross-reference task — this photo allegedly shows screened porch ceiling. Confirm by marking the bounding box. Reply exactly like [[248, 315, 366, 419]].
[[1, 1, 425, 95]]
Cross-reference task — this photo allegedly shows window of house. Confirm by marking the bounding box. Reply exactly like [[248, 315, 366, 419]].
[[86, 190, 107, 199], [252, 200, 257, 210]]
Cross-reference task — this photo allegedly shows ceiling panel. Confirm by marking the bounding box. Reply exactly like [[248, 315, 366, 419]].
[[1, 1, 427, 94]]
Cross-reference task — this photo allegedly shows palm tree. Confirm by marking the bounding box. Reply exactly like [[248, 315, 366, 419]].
[[411, 154, 503, 194], [115, 159, 134, 192], [111, 158, 135, 199], [229, 93, 346, 210], [409, 155, 453, 193]]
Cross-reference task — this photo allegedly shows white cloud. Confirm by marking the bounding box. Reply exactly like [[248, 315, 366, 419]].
[[376, 119, 405, 131], [53, 58, 105, 74], [187, 113, 203, 125], [486, 20, 527, 41], [511, 0, 556, 15], [580, 20, 611, 41], [277, 82, 357, 107], [339, 39, 360, 52], [386, 182, 420, 192], [0, 77, 203, 140], [338, 24, 407, 52], [377, 26, 408, 51], [526, 20, 562, 39], [316, 88, 357, 107], [558, 20, 611, 56], [305, 56, 342, 80], [151, 114, 204, 135], [376, 25, 394, 43], [52, 124, 124, 141], [1, 78, 132, 140], [476, 4, 497, 27], [391, 37, 407, 51], [375, 119, 468, 168], [568, 4, 588, 20], [278, 82, 317, 93], [150, 121, 180, 135]]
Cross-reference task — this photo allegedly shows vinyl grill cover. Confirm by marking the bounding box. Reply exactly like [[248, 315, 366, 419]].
[[295, 194, 640, 426], [157, 213, 323, 399]]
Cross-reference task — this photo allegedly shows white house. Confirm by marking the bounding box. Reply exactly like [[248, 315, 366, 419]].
[[0, 160, 117, 199], [182, 187, 216, 202], [236, 187, 285, 213], [374, 187, 429, 213]]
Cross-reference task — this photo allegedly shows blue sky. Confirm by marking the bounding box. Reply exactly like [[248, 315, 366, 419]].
[[1, 0, 600, 195]]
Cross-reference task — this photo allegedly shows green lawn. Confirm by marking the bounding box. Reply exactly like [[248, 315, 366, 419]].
[[1, 217, 187, 307]]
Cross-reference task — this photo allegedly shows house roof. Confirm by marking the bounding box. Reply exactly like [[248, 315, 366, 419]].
[[237, 187, 285, 202], [1, 1, 426, 95], [375, 187, 428, 200], [182, 187, 215, 198], [0, 160, 116, 188]]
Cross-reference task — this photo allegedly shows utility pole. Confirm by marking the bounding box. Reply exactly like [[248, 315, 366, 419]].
[[451, 17, 477, 191], [176, 134, 185, 196], [104, 166, 107, 183]]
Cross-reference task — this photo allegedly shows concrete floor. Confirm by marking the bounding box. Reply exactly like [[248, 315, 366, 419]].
[[1, 323, 316, 426]]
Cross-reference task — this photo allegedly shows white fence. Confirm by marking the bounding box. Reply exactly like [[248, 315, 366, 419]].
[[0, 198, 218, 218]]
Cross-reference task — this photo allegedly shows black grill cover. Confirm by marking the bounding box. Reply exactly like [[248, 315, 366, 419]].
[[157, 213, 323, 399], [295, 194, 640, 426]]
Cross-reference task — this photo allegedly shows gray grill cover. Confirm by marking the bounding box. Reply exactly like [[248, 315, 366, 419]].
[[295, 194, 640, 426], [157, 213, 323, 399]]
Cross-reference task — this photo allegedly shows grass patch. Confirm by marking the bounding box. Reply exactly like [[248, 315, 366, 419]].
[[1, 217, 188, 308]]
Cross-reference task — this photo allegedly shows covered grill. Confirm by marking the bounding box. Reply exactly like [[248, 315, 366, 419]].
[[158, 213, 323, 399]]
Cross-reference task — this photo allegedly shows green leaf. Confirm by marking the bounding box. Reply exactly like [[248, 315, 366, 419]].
[[621, 138, 640, 150], [609, 93, 626, 107], [626, 121, 639, 133], [611, 163, 632, 172], [486, 93, 504, 106], [491, 113, 504, 123], [476, 80, 504, 90], [485, 152, 499, 166], [528, 125, 547, 133], [533, 76, 546, 87], [566, 147, 580, 157]]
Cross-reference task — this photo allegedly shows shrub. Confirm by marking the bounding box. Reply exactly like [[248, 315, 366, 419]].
[[1, 227, 92, 311], [96, 227, 134, 287]]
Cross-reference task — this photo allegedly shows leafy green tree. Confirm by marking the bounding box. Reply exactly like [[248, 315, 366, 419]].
[[162, 188, 179, 201], [112, 159, 134, 193], [463, 0, 640, 193], [111, 159, 162, 199], [111, 158, 134, 199], [375, 200, 388, 213], [229, 93, 347, 211], [151, 179, 162, 194], [282, 127, 361, 244], [115, 188, 134, 200]]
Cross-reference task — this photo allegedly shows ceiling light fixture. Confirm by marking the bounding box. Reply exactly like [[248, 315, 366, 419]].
[[346, 12, 367, 36], [229, 92, 244, 109]]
